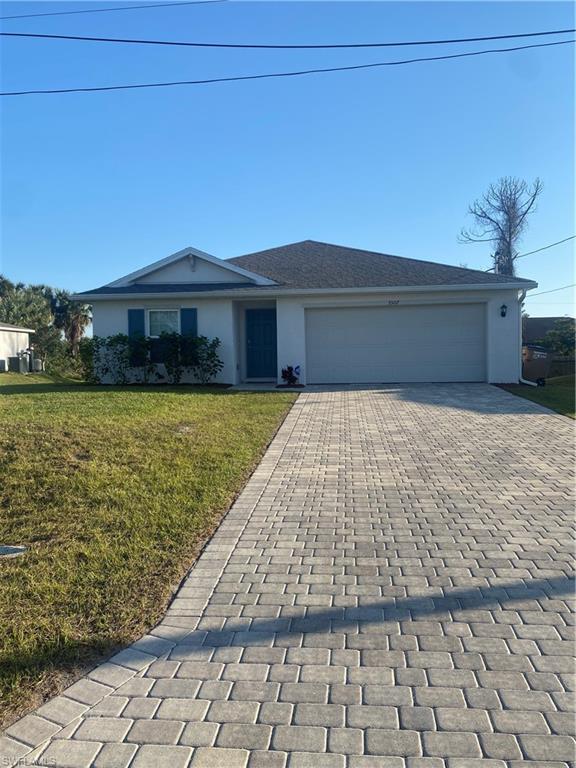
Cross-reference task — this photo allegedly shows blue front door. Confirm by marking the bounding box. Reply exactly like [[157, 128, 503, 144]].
[[246, 308, 277, 378]]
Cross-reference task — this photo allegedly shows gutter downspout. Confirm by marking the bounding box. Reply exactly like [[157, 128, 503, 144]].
[[518, 289, 538, 387]]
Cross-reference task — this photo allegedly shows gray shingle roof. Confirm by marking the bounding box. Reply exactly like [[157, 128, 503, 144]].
[[79, 283, 251, 296], [228, 240, 535, 289], [77, 240, 535, 298]]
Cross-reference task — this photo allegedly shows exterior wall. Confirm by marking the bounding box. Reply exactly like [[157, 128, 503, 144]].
[[0, 330, 30, 369], [486, 290, 522, 383], [276, 289, 522, 385], [91, 288, 523, 386], [91, 299, 238, 384], [136, 258, 251, 284]]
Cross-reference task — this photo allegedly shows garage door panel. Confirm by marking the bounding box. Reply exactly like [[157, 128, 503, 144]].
[[305, 304, 486, 383]]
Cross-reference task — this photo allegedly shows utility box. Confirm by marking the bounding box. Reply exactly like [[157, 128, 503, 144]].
[[8, 356, 29, 374], [522, 345, 552, 385]]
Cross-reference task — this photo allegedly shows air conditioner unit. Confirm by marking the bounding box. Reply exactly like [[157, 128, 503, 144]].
[[8, 356, 28, 374]]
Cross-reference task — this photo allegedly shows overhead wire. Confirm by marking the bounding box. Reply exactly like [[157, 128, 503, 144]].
[[2, 27, 574, 49], [0, 1, 227, 21], [485, 236, 575, 272], [516, 235, 575, 260], [1, 38, 573, 97], [528, 284, 576, 297]]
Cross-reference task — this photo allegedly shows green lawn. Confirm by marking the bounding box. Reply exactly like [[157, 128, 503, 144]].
[[0, 371, 81, 386], [499, 375, 575, 419], [0, 375, 295, 726]]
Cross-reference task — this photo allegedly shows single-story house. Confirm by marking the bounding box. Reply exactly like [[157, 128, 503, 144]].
[[0, 322, 34, 373], [523, 315, 574, 345], [73, 240, 537, 385]]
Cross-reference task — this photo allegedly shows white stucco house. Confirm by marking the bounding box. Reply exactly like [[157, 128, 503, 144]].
[[0, 322, 34, 373], [73, 240, 537, 386]]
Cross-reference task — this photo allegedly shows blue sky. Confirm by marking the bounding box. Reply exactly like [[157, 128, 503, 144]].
[[1, 0, 574, 317]]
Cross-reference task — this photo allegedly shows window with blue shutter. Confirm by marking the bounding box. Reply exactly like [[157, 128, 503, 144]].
[[126, 308, 197, 366]]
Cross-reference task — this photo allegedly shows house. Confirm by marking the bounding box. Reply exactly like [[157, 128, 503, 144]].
[[0, 322, 34, 373], [523, 316, 574, 345], [73, 240, 537, 385]]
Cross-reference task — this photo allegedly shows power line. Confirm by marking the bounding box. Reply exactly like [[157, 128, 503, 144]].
[[2, 27, 574, 50], [485, 235, 575, 271], [529, 283, 576, 297], [1, 38, 573, 97], [0, 1, 227, 22], [517, 235, 575, 259]]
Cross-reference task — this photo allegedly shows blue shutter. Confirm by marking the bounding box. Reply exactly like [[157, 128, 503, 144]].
[[180, 308, 198, 336], [128, 308, 145, 337], [127, 309, 146, 366]]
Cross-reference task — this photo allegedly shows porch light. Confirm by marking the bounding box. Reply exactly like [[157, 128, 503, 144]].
[[500, 304, 508, 318]]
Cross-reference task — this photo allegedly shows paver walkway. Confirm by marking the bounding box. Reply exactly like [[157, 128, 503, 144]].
[[2, 384, 575, 768]]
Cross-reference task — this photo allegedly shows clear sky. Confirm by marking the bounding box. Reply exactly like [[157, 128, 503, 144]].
[[1, 0, 574, 317]]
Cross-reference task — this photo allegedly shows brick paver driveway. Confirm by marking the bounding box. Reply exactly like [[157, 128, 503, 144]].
[[3, 384, 575, 768]]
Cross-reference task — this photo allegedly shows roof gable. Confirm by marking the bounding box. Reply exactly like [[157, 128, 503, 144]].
[[107, 246, 276, 288]]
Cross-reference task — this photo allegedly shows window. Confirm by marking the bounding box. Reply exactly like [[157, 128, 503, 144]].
[[148, 309, 179, 337]]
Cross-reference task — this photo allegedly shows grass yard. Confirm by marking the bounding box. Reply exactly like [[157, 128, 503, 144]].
[[0, 372, 81, 387], [499, 374, 575, 419], [0, 376, 296, 726]]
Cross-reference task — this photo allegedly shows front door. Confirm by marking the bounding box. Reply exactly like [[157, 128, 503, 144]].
[[246, 308, 277, 379]]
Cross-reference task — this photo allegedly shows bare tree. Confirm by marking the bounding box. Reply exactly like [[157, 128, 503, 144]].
[[460, 176, 542, 275]]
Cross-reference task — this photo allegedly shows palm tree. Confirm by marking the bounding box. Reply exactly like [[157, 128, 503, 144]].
[[52, 291, 92, 357], [67, 302, 92, 357]]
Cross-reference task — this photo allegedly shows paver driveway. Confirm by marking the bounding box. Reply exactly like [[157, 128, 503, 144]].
[[2, 384, 575, 768]]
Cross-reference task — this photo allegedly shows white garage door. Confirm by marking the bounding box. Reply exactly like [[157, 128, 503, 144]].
[[305, 304, 486, 384]]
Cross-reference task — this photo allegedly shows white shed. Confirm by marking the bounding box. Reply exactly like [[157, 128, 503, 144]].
[[0, 322, 34, 372]]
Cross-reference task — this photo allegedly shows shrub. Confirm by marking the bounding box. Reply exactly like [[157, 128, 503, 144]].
[[78, 334, 223, 385], [281, 366, 299, 386], [101, 335, 131, 384], [78, 337, 99, 384], [537, 318, 575, 358], [194, 336, 224, 384], [44, 339, 83, 378], [128, 335, 157, 383], [161, 332, 184, 385]]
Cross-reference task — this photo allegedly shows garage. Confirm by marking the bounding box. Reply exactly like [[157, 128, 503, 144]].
[[305, 303, 486, 384]]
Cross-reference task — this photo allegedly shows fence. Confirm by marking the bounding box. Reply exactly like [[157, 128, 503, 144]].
[[549, 358, 575, 378]]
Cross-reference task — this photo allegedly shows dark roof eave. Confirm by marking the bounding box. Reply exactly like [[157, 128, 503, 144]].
[[72, 281, 537, 301]]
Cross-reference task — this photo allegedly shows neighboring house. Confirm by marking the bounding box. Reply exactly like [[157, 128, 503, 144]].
[[73, 240, 537, 385], [0, 322, 34, 372], [523, 316, 574, 345]]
